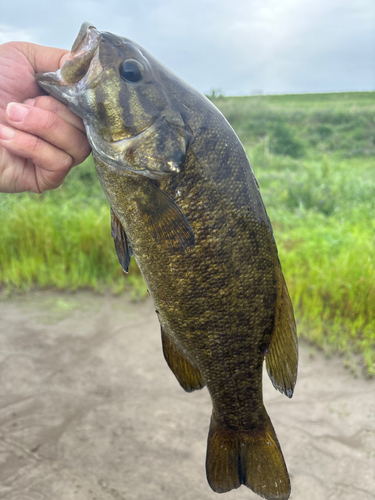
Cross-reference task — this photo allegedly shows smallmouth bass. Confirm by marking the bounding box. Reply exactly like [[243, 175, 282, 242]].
[[37, 22, 298, 500]]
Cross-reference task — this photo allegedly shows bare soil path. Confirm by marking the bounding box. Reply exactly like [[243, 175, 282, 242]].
[[0, 291, 374, 499]]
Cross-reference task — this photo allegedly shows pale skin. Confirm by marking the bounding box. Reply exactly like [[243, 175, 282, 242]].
[[0, 41, 91, 194]]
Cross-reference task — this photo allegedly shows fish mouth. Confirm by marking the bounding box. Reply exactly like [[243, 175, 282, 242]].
[[71, 22, 100, 57], [36, 22, 101, 92]]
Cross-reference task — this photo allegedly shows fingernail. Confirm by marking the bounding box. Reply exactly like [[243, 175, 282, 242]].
[[23, 98, 36, 106], [7, 103, 29, 122], [60, 53, 71, 67], [0, 124, 16, 140]]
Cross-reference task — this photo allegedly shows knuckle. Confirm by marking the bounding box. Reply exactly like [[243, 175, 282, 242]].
[[71, 134, 91, 166], [40, 111, 62, 134], [34, 96, 61, 114], [28, 136, 72, 172], [29, 135, 45, 155], [61, 154, 74, 170], [78, 137, 91, 160]]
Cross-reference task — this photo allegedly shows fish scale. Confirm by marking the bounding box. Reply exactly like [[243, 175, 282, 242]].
[[37, 22, 298, 500]]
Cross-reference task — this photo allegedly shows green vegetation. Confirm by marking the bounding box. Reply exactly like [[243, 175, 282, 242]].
[[1, 91, 374, 375], [0, 157, 147, 299]]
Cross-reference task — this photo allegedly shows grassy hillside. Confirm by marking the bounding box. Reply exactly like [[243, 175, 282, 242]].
[[1, 92, 374, 375]]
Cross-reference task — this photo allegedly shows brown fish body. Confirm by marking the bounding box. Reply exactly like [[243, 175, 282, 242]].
[[37, 23, 298, 500]]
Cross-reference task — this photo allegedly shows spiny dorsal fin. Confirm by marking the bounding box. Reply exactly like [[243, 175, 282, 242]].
[[111, 208, 132, 273], [266, 266, 298, 398], [161, 327, 205, 392]]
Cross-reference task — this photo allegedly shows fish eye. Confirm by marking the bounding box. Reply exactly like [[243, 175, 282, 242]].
[[119, 59, 143, 83]]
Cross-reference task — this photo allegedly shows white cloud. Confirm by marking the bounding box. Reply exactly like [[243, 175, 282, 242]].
[[0, 25, 38, 45], [0, 0, 373, 94]]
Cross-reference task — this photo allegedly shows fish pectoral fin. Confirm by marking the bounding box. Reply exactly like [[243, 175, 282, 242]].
[[135, 182, 195, 253], [266, 267, 298, 398], [206, 410, 290, 500], [111, 208, 132, 273], [161, 327, 205, 392]]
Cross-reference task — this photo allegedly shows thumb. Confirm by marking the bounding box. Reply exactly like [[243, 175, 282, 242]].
[[59, 52, 71, 68]]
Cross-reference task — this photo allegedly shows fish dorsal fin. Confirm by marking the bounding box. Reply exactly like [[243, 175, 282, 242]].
[[111, 208, 132, 273], [266, 267, 298, 398], [135, 181, 195, 253], [161, 327, 205, 392]]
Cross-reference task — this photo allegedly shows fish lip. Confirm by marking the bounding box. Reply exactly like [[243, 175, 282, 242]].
[[70, 22, 100, 57], [71, 22, 98, 55], [36, 22, 101, 89]]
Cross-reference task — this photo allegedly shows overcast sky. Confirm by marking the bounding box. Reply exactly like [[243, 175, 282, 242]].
[[1, 0, 374, 95]]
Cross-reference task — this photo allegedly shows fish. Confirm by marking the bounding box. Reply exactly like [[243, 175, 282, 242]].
[[37, 22, 298, 500]]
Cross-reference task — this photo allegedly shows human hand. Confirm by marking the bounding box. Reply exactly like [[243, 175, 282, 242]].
[[0, 42, 91, 193]]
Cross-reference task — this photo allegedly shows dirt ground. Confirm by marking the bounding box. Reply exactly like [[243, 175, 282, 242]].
[[0, 291, 374, 500]]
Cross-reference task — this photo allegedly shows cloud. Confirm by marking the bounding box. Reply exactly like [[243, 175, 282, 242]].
[[0, 25, 38, 45], [0, 0, 373, 94]]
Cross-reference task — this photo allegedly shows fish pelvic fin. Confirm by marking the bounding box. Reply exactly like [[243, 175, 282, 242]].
[[266, 267, 298, 398], [206, 411, 290, 500], [161, 327, 205, 392], [111, 208, 132, 273]]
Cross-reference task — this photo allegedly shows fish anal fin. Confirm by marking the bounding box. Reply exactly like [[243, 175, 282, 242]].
[[206, 411, 290, 500], [111, 208, 132, 273], [266, 267, 298, 398], [161, 327, 205, 392]]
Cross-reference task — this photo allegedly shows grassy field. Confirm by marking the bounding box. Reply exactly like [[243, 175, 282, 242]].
[[0, 91, 374, 375]]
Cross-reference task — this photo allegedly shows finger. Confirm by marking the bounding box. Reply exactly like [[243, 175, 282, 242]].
[[34, 161, 72, 193], [24, 96, 86, 133], [60, 52, 71, 68], [0, 147, 66, 194], [0, 124, 73, 176], [16, 42, 69, 74], [5, 102, 91, 166]]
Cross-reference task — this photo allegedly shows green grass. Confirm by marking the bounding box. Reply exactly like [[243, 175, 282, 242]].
[[213, 92, 375, 159], [1, 91, 374, 375], [0, 157, 146, 297]]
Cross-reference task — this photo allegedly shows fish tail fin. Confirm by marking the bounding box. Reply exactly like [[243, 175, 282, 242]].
[[206, 411, 290, 500]]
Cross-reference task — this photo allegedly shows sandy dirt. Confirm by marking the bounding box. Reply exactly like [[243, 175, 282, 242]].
[[0, 290, 374, 500]]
